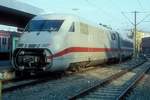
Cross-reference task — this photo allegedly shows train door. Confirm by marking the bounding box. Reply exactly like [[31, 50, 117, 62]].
[[79, 22, 90, 62], [87, 25, 98, 63], [88, 25, 93, 62]]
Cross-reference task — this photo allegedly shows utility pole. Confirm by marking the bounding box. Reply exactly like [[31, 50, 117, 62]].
[[134, 11, 137, 57], [122, 11, 150, 57]]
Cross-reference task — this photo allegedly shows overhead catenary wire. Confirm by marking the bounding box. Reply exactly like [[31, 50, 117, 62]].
[[110, 0, 150, 30], [136, 14, 150, 25], [137, 0, 144, 11], [84, 0, 110, 17], [84, 0, 119, 25], [121, 11, 150, 26], [84, 0, 150, 32], [108, 0, 134, 30], [110, 1, 142, 26], [121, 12, 134, 25]]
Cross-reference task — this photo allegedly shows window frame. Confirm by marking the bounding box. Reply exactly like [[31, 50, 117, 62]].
[[25, 20, 64, 32], [111, 33, 116, 40], [68, 22, 75, 32]]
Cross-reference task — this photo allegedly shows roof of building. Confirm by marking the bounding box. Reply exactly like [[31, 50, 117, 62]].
[[0, 0, 43, 28]]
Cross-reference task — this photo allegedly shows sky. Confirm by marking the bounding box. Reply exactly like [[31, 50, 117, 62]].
[[2, 0, 150, 34]]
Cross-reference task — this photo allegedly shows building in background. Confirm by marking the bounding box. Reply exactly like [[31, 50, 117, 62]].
[[136, 31, 144, 54], [141, 37, 150, 56]]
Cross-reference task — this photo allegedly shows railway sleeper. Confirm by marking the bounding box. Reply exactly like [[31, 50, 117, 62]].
[[80, 95, 116, 100]]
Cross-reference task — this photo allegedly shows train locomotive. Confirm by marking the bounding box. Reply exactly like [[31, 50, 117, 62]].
[[12, 14, 133, 74]]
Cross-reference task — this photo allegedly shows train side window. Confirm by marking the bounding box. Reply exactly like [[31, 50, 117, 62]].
[[69, 22, 75, 32], [2, 37, 6, 45], [111, 33, 116, 40], [5, 38, 6, 44], [2, 37, 4, 45], [80, 23, 88, 34], [0, 37, 2, 49]]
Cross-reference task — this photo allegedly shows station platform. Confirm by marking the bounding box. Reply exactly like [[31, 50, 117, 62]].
[[0, 60, 12, 72], [0, 60, 14, 80]]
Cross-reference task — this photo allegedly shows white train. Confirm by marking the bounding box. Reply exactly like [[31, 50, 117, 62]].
[[12, 14, 133, 73]]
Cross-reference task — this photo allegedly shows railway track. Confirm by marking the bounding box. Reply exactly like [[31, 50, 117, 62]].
[[70, 60, 149, 100], [3, 58, 146, 100], [2, 66, 99, 93], [3, 78, 52, 93], [2, 62, 125, 94]]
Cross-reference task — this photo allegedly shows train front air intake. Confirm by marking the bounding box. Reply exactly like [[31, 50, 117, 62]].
[[12, 48, 52, 71]]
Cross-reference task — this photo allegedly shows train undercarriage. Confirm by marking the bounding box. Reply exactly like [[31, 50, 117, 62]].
[[12, 48, 52, 73]]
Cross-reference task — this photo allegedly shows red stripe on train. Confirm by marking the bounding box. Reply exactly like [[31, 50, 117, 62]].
[[48, 47, 121, 59]]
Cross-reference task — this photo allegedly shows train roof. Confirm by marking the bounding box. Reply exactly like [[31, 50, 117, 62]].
[[33, 13, 79, 21], [0, 30, 21, 36], [32, 13, 109, 30]]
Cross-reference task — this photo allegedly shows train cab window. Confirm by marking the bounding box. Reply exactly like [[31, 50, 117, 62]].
[[69, 22, 75, 32], [111, 33, 116, 40], [25, 20, 64, 32]]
